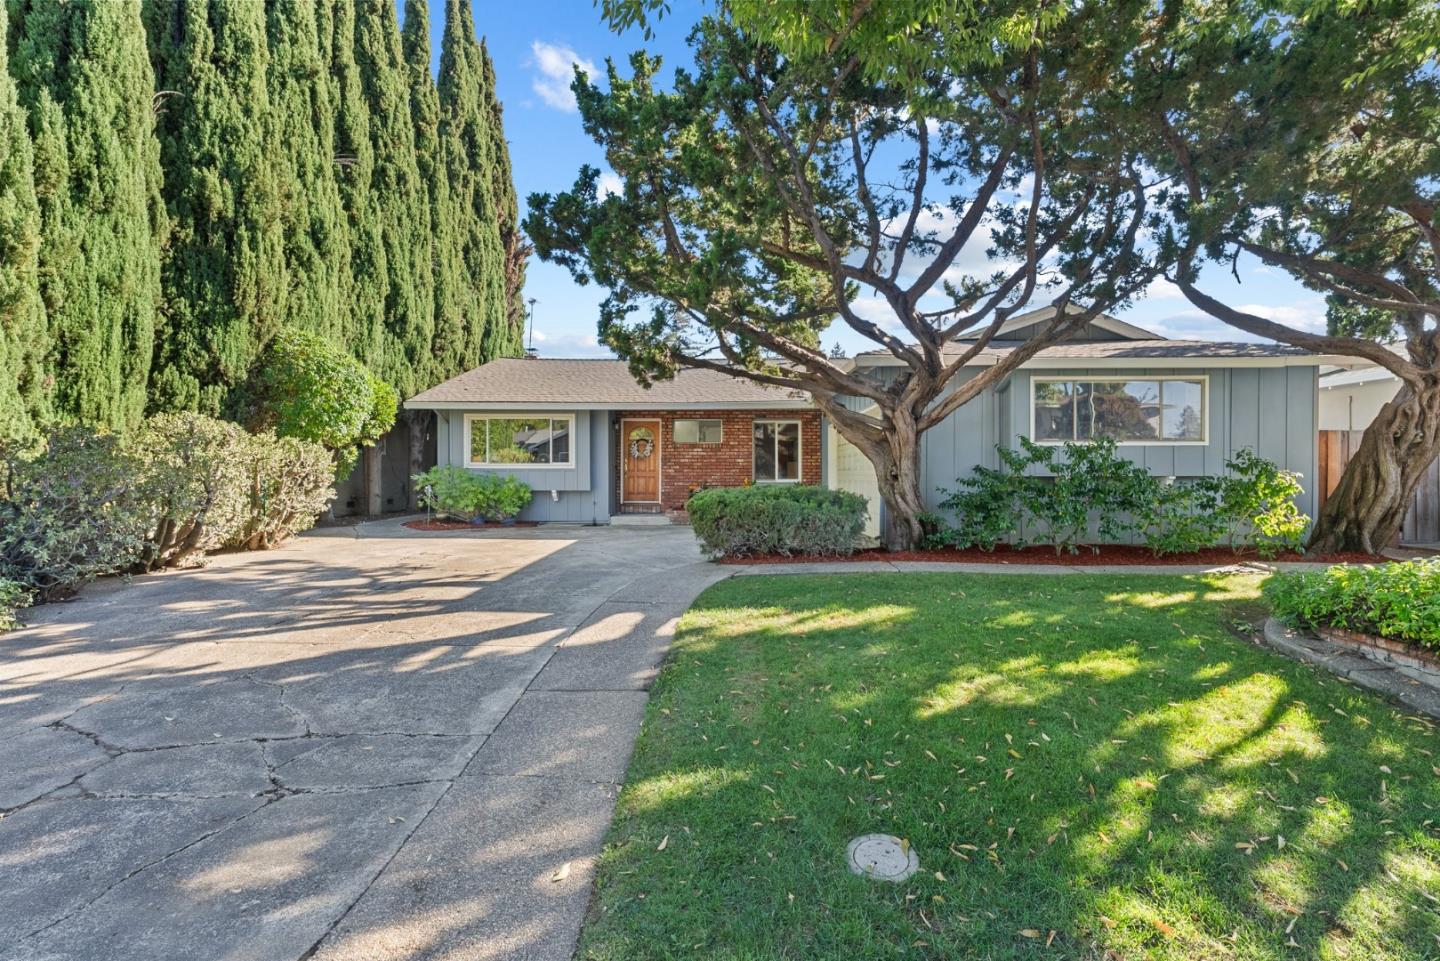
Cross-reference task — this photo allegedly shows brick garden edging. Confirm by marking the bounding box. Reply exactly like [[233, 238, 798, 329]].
[[1261, 618, 1440, 720], [1314, 625, 1440, 687]]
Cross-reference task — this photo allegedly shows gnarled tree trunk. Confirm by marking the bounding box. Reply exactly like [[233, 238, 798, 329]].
[[1308, 379, 1440, 555], [873, 415, 927, 552]]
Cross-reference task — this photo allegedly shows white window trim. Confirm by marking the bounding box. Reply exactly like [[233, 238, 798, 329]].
[[1029, 375, 1209, 447], [463, 412, 576, 468], [673, 418, 724, 444], [752, 418, 803, 483]]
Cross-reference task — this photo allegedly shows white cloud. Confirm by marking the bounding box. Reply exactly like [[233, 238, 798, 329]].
[[527, 328, 610, 357], [596, 171, 624, 198], [529, 41, 597, 112], [1236, 301, 1328, 332], [1140, 276, 1185, 301]]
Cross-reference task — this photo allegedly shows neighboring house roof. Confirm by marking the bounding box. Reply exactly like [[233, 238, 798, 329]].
[[406, 358, 812, 410], [962, 306, 1165, 342], [853, 339, 1339, 367], [1320, 365, 1400, 389]]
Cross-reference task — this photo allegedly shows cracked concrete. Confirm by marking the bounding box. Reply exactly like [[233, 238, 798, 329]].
[[0, 518, 724, 961]]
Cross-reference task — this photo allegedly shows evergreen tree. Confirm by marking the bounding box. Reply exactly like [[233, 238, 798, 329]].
[[354, 0, 434, 397], [438, 0, 507, 370], [0, 8, 46, 444], [479, 39, 527, 358], [329, 0, 385, 373], [9, 0, 164, 433], [265, 0, 351, 346], [144, 0, 286, 415], [401, 0, 467, 381]]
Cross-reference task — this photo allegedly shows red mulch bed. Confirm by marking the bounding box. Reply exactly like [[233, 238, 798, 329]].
[[721, 544, 1385, 566], [403, 519, 540, 531]]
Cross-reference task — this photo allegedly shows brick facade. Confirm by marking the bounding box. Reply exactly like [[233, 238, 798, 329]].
[[614, 409, 822, 510]]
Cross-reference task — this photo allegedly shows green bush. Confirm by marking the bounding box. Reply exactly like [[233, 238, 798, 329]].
[[412, 466, 532, 522], [938, 438, 1158, 555], [238, 329, 397, 470], [1265, 560, 1440, 650], [0, 577, 34, 631], [0, 429, 154, 601], [228, 433, 336, 551], [133, 413, 334, 568], [687, 485, 867, 558], [934, 441, 1309, 557], [133, 413, 252, 570]]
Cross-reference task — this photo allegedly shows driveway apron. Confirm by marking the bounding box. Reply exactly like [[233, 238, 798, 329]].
[[0, 518, 724, 961]]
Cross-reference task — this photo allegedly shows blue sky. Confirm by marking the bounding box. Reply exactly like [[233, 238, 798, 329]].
[[419, 1, 1327, 357]]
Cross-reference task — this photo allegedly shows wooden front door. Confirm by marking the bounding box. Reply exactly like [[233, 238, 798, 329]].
[[621, 419, 661, 503]]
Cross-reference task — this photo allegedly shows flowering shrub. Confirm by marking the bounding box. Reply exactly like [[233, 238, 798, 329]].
[[1265, 560, 1440, 650]]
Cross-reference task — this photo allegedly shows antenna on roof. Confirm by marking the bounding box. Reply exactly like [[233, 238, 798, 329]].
[[525, 297, 539, 358]]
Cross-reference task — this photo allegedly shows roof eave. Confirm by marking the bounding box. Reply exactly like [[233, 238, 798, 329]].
[[403, 398, 815, 411]]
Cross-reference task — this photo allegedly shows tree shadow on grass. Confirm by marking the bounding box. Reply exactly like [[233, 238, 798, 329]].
[[581, 573, 1440, 961]]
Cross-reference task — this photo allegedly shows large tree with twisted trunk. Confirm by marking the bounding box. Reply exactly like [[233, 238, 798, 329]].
[[1132, 1, 1440, 554], [526, 11, 1160, 549]]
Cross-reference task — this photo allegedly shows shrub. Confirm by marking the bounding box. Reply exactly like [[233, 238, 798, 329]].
[[934, 442, 1309, 557], [227, 433, 336, 550], [938, 438, 1159, 554], [687, 485, 866, 558], [0, 429, 153, 601], [412, 466, 532, 522], [1265, 559, 1440, 650], [0, 577, 34, 631], [133, 413, 253, 570], [238, 329, 398, 471]]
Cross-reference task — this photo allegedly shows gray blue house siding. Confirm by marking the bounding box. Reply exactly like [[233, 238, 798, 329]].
[[847, 364, 1320, 532], [434, 409, 614, 524]]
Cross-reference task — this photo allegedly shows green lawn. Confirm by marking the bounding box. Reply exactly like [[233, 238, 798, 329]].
[[578, 574, 1440, 961]]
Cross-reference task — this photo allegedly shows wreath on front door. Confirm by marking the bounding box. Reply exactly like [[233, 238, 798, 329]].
[[628, 429, 655, 460]]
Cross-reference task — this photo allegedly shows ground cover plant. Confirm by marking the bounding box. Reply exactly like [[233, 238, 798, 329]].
[[1266, 560, 1440, 651], [579, 574, 1440, 961]]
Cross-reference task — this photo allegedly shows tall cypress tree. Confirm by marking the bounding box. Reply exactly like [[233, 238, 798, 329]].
[[265, 0, 351, 346], [143, 0, 286, 415], [479, 39, 527, 359], [438, 0, 507, 370], [0, 8, 46, 444], [9, 0, 164, 433], [401, 0, 466, 382], [353, 0, 433, 397], [330, 0, 385, 373]]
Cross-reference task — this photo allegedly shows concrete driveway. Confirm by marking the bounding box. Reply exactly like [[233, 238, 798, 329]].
[[0, 519, 724, 961]]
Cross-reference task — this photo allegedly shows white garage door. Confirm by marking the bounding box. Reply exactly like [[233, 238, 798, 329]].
[[829, 423, 881, 538]]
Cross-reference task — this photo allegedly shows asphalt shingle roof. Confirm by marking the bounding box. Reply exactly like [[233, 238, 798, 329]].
[[854, 339, 1314, 361], [406, 358, 811, 408]]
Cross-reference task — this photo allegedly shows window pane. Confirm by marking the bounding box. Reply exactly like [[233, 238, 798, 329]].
[[776, 423, 800, 480], [674, 419, 699, 443], [1033, 381, 1076, 441], [487, 417, 551, 463], [1161, 380, 1204, 440], [1085, 381, 1160, 441], [753, 422, 777, 480], [550, 418, 570, 463], [698, 419, 723, 443]]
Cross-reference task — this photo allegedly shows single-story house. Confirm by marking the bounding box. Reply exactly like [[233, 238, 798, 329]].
[[404, 308, 1353, 533], [1319, 364, 1401, 432]]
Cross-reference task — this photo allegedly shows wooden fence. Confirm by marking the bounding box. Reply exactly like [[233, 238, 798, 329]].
[[1317, 430, 1440, 546]]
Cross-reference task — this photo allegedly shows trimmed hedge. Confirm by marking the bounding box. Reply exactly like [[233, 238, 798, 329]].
[[412, 466, 533, 522], [1264, 559, 1440, 650], [687, 485, 867, 558]]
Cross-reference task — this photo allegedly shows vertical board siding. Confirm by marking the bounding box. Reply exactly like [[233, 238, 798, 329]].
[[940, 366, 1320, 519]]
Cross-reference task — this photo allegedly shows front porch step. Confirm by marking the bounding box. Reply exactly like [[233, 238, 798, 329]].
[[609, 513, 674, 527]]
